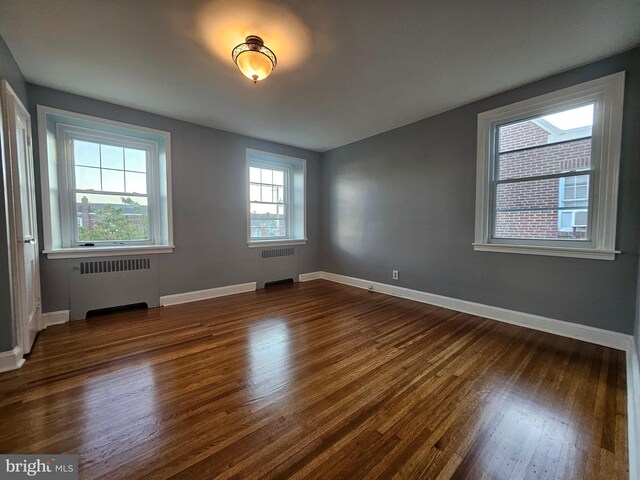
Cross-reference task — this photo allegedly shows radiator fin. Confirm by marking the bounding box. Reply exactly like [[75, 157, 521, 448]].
[[80, 258, 151, 275], [261, 247, 295, 259]]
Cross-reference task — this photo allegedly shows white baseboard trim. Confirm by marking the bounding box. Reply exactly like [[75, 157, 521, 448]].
[[304, 271, 632, 351], [299, 272, 324, 282], [627, 343, 640, 480], [159, 282, 257, 307], [0, 346, 25, 373], [42, 310, 70, 327]]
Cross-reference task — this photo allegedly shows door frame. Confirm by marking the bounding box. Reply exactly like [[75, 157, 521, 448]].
[[1, 79, 42, 356]]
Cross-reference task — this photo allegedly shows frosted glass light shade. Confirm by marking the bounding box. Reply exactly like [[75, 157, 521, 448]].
[[232, 36, 277, 84], [236, 51, 274, 83]]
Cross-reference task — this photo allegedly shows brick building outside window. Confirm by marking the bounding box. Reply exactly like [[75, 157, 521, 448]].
[[494, 109, 592, 240]]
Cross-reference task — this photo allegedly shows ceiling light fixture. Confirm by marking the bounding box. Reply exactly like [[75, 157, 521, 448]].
[[232, 35, 277, 84]]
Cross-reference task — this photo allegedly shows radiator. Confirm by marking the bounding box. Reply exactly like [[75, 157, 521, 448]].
[[69, 256, 159, 320], [256, 247, 299, 289]]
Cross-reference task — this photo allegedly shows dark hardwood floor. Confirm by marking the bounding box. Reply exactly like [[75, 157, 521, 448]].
[[0, 280, 628, 479]]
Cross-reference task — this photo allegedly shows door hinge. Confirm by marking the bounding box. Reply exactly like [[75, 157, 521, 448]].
[[27, 135, 31, 147]]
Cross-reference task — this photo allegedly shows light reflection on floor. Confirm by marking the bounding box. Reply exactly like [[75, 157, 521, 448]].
[[247, 318, 292, 403], [471, 386, 579, 477], [81, 364, 158, 445]]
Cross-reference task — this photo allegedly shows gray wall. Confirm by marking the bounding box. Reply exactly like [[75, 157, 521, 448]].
[[27, 85, 322, 313], [321, 47, 640, 335], [636, 251, 640, 362], [0, 35, 27, 350]]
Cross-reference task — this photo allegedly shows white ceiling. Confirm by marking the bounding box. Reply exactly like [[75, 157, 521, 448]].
[[1, 0, 639, 152]]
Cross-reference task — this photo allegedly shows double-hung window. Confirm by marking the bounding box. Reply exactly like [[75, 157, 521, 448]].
[[247, 149, 306, 246], [474, 72, 625, 260], [65, 129, 154, 245], [38, 106, 173, 258]]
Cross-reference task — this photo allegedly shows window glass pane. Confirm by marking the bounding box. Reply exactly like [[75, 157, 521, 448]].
[[250, 219, 285, 238], [495, 208, 588, 240], [76, 193, 149, 242], [75, 166, 101, 190], [74, 140, 100, 167], [102, 169, 125, 192], [498, 104, 594, 153], [273, 170, 284, 186], [576, 185, 588, 199], [559, 211, 573, 229], [250, 202, 278, 215], [543, 105, 594, 131], [250, 200, 286, 238], [261, 185, 273, 203], [495, 177, 589, 240], [576, 177, 588, 193], [496, 177, 559, 212], [125, 148, 146, 172], [561, 174, 589, 207], [497, 138, 592, 181], [250, 184, 261, 202], [261, 168, 272, 184], [101, 145, 124, 170], [250, 220, 285, 238], [250, 167, 261, 183], [276, 186, 284, 203], [125, 172, 147, 194], [574, 210, 588, 226], [564, 186, 575, 200]]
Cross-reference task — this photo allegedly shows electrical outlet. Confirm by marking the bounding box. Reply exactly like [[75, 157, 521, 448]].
[[392, 270, 399, 280]]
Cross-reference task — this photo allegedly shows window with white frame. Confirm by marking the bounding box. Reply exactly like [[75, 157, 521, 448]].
[[38, 106, 173, 258], [247, 149, 306, 246], [474, 72, 625, 260]]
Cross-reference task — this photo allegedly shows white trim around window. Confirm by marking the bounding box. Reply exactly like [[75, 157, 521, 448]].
[[37, 106, 174, 259], [473, 72, 625, 261]]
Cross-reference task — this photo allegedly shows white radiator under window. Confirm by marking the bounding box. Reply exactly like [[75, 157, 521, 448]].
[[69, 256, 159, 320], [256, 248, 298, 288]]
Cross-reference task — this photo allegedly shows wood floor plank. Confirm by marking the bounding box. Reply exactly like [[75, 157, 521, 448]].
[[0, 280, 628, 479]]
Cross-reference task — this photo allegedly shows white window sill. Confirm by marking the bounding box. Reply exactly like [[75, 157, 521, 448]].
[[473, 243, 619, 261], [247, 239, 308, 248], [43, 245, 175, 259]]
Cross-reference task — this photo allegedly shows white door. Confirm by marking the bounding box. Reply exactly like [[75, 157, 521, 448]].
[[1, 80, 41, 354]]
